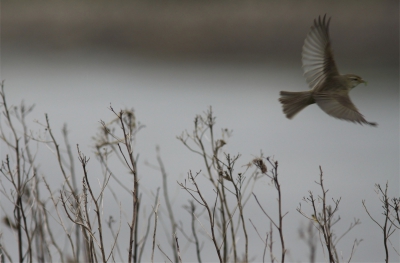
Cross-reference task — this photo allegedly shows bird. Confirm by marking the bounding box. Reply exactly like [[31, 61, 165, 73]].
[[279, 15, 377, 127]]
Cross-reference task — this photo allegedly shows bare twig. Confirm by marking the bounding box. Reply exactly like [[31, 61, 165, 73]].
[[252, 157, 286, 263], [151, 197, 161, 263], [138, 188, 160, 263], [184, 201, 202, 263], [297, 166, 361, 263], [298, 221, 317, 263], [104, 106, 139, 263], [362, 182, 393, 263], [174, 234, 183, 263], [157, 244, 173, 263], [156, 146, 178, 262], [178, 171, 223, 262]]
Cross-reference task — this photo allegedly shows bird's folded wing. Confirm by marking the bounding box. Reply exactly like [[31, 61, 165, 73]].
[[302, 15, 340, 90], [314, 93, 377, 126]]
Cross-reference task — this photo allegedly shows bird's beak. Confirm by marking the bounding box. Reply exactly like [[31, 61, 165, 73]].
[[361, 79, 367, 86]]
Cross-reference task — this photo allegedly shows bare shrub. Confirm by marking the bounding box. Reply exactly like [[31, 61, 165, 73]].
[[1, 83, 395, 263]]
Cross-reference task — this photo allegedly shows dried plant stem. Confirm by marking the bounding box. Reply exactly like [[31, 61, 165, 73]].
[[318, 168, 335, 263], [43, 114, 88, 261], [77, 146, 107, 263], [174, 234, 183, 263], [45, 114, 74, 193], [138, 189, 160, 262], [297, 166, 362, 263], [106, 107, 139, 263], [220, 154, 248, 262], [178, 171, 223, 262], [151, 197, 160, 263], [362, 182, 393, 263], [253, 158, 287, 263], [156, 148, 178, 262], [157, 244, 173, 263], [0, 82, 33, 263], [61, 123, 83, 260], [187, 201, 202, 263]]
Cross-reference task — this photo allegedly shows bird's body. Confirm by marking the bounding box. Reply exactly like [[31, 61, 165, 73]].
[[279, 15, 377, 126]]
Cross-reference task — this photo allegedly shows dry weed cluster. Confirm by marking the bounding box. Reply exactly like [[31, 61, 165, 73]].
[[0, 81, 398, 263]]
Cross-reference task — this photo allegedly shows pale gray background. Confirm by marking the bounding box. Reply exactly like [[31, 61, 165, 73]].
[[1, 1, 399, 262]]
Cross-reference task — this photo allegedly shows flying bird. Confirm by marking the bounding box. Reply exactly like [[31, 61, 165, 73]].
[[279, 15, 377, 126]]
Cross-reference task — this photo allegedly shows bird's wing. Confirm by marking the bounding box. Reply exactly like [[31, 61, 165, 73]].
[[314, 93, 377, 126], [302, 15, 340, 90]]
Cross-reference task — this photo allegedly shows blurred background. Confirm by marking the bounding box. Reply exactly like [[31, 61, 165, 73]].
[[1, 1, 399, 262]]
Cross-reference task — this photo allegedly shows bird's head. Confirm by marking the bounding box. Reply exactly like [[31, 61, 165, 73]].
[[345, 74, 367, 89]]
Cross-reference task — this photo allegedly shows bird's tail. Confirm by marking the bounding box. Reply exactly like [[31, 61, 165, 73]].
[[279, 90, 314, 119]]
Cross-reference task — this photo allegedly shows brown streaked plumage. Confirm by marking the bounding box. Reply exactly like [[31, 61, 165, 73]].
[[279, 15, 377, 126]]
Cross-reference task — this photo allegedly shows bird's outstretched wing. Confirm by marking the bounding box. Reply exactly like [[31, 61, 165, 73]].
[[302, 15, 340, 90], [314, 93, 377, 126]]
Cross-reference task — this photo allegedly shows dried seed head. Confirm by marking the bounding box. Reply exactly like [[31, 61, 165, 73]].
[[216, 139, 226, 148], [253, 158, 267, 173]]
